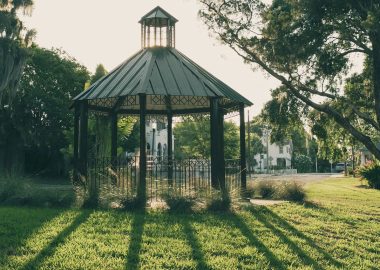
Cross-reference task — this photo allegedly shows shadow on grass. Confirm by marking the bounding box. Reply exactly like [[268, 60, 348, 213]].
[[302, 200, 326, 210], [252, 208, 324, 270], [181, 218, 209, 270], [125, 209, 146, 270], [20, 210, 91, 270], [228, 213, 287, 270], [0, 208, 64, 267], [355, 184, 371, 189], [250, 207, 343, 268]]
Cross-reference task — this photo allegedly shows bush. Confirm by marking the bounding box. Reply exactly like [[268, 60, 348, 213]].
[[163, 193, 195, 213], [250, 180, 306, 202], [120, 196, 146, 211], [255, 180, 277, 198], [206, 192, 231, 212], [276, 181, 306, 202], [356, 162, 380, 189], [293, 154, 313, 173]]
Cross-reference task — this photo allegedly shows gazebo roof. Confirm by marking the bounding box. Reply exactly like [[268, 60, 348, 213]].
[[74, 47, 252, 114]]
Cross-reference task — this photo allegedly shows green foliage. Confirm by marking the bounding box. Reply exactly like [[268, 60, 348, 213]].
[[163, 193, 196, 213], [174, 117, 239, 159], [356, 162, 380, 189], [117, 117, 138, 155], [174, 117, 210, 159], [0, 0, 35, 105], [199, 0, 380, 160], [91, 64, 107, 83], [293, 154, 313, 173], [87, 64, 110, 159], [206, 192, 231, 212], [120, 196, 146, 211], [247, 116, 265, 158], [5, 46, 89, 175]]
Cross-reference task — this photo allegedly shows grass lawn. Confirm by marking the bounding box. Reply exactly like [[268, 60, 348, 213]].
[[0, 177, 379, 269]]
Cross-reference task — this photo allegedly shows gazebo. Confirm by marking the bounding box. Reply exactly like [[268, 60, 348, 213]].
[[72, 6, 252, 202]]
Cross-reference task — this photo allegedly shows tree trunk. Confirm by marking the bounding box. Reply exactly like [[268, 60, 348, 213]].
[[370, 32, 380, 127], [95, 115, 111, 158]]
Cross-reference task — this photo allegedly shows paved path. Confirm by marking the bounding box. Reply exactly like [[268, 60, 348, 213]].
[[249, 173, 343, 183]]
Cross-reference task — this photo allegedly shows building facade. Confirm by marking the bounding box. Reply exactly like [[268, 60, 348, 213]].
[[253, 136, 293, 172], [145, 120, 174, 160]]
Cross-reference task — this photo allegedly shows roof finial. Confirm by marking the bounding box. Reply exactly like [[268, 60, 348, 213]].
[[139, 6, 178, 48]]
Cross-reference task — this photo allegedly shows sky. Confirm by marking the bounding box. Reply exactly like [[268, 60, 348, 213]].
[[21, 0, 280, 118]]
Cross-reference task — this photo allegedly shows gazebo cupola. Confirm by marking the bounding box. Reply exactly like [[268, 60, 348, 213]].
[[139, 6, 178, 48]]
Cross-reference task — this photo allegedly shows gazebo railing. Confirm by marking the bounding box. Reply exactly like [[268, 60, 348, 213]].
[[87, 156, 241, 202]]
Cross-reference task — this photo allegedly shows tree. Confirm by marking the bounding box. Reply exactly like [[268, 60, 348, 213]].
[[199, 0, 380, 160], [246, 116, 265, 167], [88, 64, 110, 158], [0, 0, 35, 105], [174, 117, 239, 159], [0, 46, 90, 175]]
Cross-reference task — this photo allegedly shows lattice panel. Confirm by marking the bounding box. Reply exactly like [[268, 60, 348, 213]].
[[88, 97, 117, 109]]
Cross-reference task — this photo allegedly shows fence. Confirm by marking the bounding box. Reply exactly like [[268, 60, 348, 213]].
[[87, 156, 242, 203]]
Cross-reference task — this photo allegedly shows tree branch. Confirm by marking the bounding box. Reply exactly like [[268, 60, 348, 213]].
[[230, 40, 380, 159]]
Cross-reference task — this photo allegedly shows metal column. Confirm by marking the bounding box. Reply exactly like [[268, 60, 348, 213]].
[[138, 94, 147, 203], [239, 103, 247, 190], [79, 100, 88, 179], [210, 98, 220, 189], [111, 112, 118, 168]]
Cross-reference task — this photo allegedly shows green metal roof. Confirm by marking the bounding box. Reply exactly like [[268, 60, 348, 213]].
[[74, 47, 252, 112]]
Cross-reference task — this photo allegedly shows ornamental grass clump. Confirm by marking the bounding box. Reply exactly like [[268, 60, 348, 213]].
[[255, 180, 277, 199], [356, 162, 380, 190], [206, 191, 231, 212], [163, 193, 196, 213], [276, 181, 306, 202], [251, 180, 306, 202]]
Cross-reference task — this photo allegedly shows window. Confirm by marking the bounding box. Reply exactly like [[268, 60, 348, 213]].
[[279, 145, 284, 154]]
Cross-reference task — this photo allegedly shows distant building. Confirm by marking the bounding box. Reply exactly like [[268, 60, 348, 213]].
[[253, 136, 292, 171], [359, 143, 380, 165], [145, 120, 174, 159]]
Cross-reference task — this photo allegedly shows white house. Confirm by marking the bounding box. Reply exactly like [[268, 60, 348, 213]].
[[252, 133, 292, 171], [145, 120, 174, 159]]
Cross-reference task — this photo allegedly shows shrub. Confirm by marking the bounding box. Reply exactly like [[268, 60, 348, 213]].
[[275, 181, 306, 202], [293, 154, 313, 173], [120, 196, 146, 211], [356, 162, 380, 189], [206, 192, 231, 212], [255, 180, 277, 198], [163, 193, 195, 213], [251, 180, 306, 202]]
